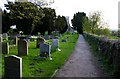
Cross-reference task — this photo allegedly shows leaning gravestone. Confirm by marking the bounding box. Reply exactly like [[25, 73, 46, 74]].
[[18, 39, 28, 56], [4, 55, 22, 78], [36, 38, 45, 48], [40, 43, 51, 57], [52, 39, 59, 50], [2, 42, 9, 54]]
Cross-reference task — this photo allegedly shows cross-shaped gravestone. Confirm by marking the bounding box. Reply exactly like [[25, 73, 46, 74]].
[[18, 39, 28, 56], [40, 43, 51, 58], [4, 55, 22, 78]]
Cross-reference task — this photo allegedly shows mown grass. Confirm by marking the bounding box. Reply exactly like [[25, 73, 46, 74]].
[[1, 33, 78, 78]]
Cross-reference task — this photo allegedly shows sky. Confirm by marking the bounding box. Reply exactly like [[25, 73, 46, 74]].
[[0, 0, 119, 30]]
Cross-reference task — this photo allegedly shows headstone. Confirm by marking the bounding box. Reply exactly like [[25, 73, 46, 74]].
[[40, 43, 51, 57], [18, 39, 28, 56], [44, 35, 50, 40], [0, 36, 2, 42], [52, 39, 59, 49], [36, 38, 45, 48], [2, 42, 9, 54], [62, 39, 66, 42], [50, 34, 55, 39], [13, 37, 18, 45], [2, 33, 8, 39], [4, 55, 22, 78]]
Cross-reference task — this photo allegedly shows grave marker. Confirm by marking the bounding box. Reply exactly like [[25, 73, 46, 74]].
[[2, 42, 9, 54], [40, 43, 51, 57], [44, 35, 50, 40], [52, 39, 59, 49], [4, 55, 22, 78], [36, 38, 45, 48], [18, 39, 28, 56], [0, 36, 2, 42]]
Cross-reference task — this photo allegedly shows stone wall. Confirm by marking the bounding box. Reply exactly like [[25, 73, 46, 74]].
[[83, 32, 120, 77]]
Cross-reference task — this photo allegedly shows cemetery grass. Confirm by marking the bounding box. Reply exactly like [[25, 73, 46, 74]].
[[2, 33, 78, 78]]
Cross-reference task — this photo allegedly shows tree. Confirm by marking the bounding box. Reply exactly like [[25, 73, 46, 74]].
[[4, 2, 44, 35], [71, 12, 86, 34], [2, 10, 12, 33], [34, 8, 56, 35], [55, 15, 68, 34], [83, 16, 91, 33], [88, 11, 101, 34]]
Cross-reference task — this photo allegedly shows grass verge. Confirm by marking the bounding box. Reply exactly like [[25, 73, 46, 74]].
[[1, 33, 78, 78]]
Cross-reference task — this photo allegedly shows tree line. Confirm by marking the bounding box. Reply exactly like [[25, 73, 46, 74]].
[[2, 2, 68, 35], [71, 11, 110, 36]]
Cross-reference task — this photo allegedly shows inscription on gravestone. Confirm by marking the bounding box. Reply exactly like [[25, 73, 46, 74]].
[[4, 55, 22, 78], [18, 39, 28, 56]]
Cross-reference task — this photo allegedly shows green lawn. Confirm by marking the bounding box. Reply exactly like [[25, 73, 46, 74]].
[[1, 33, 78, 78]]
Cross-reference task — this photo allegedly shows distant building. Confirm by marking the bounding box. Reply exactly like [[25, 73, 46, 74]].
[[65, 16, 74, 32]]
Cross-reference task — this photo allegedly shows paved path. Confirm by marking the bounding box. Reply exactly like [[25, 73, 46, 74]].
[[55, 35, 107, 77]]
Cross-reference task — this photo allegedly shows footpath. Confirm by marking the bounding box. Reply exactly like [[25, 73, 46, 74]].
[[55, 34, 108, 77]]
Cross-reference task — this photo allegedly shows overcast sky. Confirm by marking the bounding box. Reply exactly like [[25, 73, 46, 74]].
[[0, 0, 119, 30]]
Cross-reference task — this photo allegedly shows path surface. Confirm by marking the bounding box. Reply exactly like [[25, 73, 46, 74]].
[[55, 35, 107, 77]]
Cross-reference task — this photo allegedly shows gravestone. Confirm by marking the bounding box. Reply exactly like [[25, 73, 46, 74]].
[[36, 38, 45, 48], [44, 35, 50, 40], [4, 55, 22, 78], [52, 39, 59, 49], [13, 37, 18, 45], [50, 34, 55, 39], [2, 42, 9, 54], [62, 39, 66, 42], [40, 43, 51, 57], [2, 33, 8, 39], [0, 36, 2, 42], [18, 39, 28, 56]]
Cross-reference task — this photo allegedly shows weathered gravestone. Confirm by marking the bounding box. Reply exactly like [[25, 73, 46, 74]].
[[18, 39, 28, 56], [36, 38, 45, 48], [40, 43, 51, 57], [2, 42, 9, 54], [4, 55, 22, 78]]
